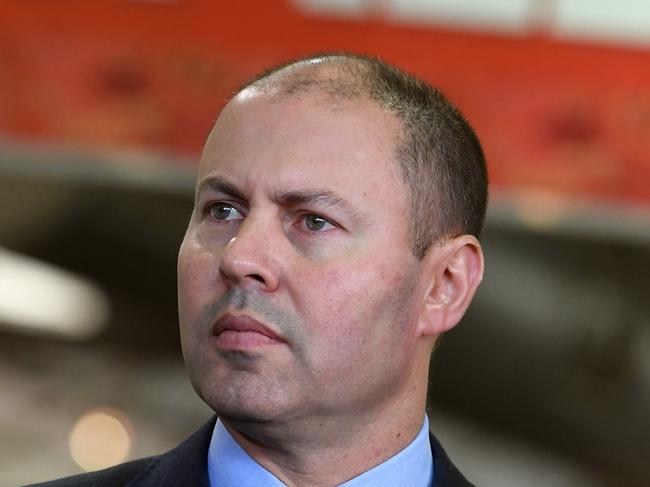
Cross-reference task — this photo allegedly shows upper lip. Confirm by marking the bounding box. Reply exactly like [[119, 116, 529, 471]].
[[212, 313, 284, 342]]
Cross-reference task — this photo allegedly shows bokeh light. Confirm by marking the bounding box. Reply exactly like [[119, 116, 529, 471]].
[[68, 407, 132, 472]]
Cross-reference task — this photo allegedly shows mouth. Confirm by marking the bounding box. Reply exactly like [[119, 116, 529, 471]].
[[211, 313, 285, 350]]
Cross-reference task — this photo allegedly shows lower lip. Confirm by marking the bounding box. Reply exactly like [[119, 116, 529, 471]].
[[214, 330, 282, 349]]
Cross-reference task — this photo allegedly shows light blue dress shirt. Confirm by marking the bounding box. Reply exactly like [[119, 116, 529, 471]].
[[207, 416, 434, 487]]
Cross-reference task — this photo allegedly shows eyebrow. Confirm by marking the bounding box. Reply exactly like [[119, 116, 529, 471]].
[[197, 176, 366, 225], [279, 189, 369, 231], [275, 189, 361, 220], [197, 176, 247, 201]]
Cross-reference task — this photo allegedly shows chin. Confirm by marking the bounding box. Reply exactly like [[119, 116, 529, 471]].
[[193, 374, 298, 424]]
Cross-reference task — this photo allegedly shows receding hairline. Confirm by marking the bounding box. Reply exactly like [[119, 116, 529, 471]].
[[235, 54, 388, 105], [229, 55, 410, 161]]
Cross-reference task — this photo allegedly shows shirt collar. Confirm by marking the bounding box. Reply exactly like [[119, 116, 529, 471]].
[[208, 416, 433, 487]]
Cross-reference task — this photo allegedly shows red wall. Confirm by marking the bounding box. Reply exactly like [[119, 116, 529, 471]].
[[2, 0, 649, 205]]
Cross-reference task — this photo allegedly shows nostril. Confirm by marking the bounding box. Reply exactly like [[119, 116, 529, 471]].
[[249, 274, 265, 283]]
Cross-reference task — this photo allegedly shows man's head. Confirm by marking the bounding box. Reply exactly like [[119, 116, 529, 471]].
[[177, 54, 486, 439]]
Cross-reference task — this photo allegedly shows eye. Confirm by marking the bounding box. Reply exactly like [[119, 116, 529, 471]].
[[208, 203, 243, 221], [302, 214, 334, 232]]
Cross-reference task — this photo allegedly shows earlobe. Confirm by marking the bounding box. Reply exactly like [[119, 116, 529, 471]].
[[417, 235, 484, 337]]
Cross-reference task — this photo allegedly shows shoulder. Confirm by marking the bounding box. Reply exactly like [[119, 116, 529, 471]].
[[24, 456, 158, 487]]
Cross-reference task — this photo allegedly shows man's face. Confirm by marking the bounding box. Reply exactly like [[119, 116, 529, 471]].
[[178, 91, 426, 426]]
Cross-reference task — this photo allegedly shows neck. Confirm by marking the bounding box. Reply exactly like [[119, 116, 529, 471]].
[[224, 412, 425, 487], [221, 373, 429, 486]]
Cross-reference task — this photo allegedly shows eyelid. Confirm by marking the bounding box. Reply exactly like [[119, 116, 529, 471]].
[[294, 211, 340, 232], [202, 200, 247, 219]]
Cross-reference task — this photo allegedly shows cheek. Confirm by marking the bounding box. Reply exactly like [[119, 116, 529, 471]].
[[177, 237, 222, 324], [296, 257, 418, 362]]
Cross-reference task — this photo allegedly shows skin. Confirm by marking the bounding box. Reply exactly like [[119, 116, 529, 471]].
[[177, 85, 484, 486]]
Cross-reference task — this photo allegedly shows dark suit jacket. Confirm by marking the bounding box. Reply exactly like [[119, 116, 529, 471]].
[[27, 416, 475, 487]]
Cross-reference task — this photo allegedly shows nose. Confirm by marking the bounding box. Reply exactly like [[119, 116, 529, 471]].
[[218, 216, 281, 292]]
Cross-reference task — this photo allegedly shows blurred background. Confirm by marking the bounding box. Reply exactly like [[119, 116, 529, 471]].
[[1, 1, 649, 485]]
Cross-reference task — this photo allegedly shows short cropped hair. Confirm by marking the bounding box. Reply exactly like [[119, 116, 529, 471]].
[[237, 53, 488, 259]]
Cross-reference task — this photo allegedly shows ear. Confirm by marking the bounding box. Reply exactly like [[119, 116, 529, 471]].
[[417, 235, 484, 337]]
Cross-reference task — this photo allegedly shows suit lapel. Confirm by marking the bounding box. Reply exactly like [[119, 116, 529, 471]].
[[128, 417, 216, 487], [429, 431, 475, 487]]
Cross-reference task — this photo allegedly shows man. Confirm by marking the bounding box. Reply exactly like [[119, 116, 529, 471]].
[[32, 53, 486, 486]]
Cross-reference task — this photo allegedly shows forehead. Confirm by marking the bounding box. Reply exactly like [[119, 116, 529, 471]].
[[198, 91, 401, 183], [198, 92, 405, 197]]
